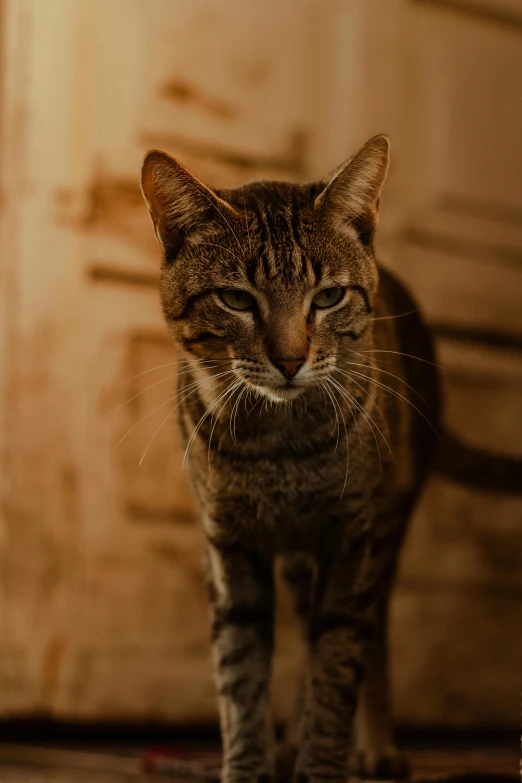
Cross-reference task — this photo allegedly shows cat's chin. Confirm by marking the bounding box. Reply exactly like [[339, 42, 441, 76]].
[[256, 384, 306, 403]]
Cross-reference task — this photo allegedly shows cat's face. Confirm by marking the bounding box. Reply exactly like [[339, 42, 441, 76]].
[[141, 135, 389, 402]]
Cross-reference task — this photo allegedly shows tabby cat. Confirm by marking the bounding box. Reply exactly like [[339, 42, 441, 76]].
[[141, 135, 440, 783]]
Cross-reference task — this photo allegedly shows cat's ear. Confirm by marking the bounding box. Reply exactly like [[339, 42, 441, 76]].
[[315, 134, 390, 244], [141, 150, 237, 251]]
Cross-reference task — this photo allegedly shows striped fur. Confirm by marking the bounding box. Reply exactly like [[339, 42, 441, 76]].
[[141, 135, 441, 782]]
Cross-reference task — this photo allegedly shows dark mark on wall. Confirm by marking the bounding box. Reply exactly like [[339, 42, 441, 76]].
[[128, 330, 171, 350], [398, 573, 522, 601], [41, 636, 67, 701], [244, 60, 270, 86], [416, 0, 522, 30], [405, 226, 522, 271], [439, 193, 522, 229], [432, 322, 522, 352], [82, 173, 143, 230], [126, 502, 196, 525], [162, 79, 236, 120], [444, 367, 522, 393], [149, 543, 183, 563], [88, 264, 158, 288], [140, 128, 307, 177]]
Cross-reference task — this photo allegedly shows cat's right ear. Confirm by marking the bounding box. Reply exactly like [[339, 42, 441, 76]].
[[141, 150, 236, 251], [315, 134, 390, 245]]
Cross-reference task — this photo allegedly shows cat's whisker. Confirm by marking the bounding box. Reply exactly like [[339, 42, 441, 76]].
[[183, 385, 227, 469], [207, 381, 243, 477], [329, 371, 365, 466], [340, 370, 391, 446], [328, 374, 390, 468], [108, 363, 230, 416], [331, 380, 383, 469], [124, 357, 230, 383], [116, 370, 235, 449], [316, 379, 329, 408], [116, 391, 182, 449], [138, 372, 235, 465], [331, 370, 392, 465], [206, 381, 243, 460], [337, 367, 439, 438], [352, 348, 442, 369], [139, 405, 177, 466], [246, 388, 263, 416], [338, 358, 431, 409], [183, 378, 241, 468], [349, 353, 390, 370], [328, 379, 346, 457], [245, 388, 254, 416], [369, 309, 418, 322], [321, 380, 341, 447], [230, 384, 247, 447], [229, 389, 240, 447], [233, 388, 246, 443], [324, 378, 350, 497], [214, 382, 243, 447], [108, 372, 179, 416]]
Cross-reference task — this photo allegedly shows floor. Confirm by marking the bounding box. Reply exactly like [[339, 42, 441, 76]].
[[0, 739, 518, 782]]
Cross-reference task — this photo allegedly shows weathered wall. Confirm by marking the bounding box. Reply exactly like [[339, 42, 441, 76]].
[[0, 0, 521, 726]]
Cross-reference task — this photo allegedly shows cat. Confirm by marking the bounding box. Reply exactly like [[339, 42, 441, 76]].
[[140, 134, 441, 783]]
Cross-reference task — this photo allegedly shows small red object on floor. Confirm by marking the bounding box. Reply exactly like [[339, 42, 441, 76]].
[[143, 747, 221, 779]]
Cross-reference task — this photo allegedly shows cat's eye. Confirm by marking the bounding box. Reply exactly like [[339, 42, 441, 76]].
[[312, 287, 345, 309], [219, 289, 255, 311]]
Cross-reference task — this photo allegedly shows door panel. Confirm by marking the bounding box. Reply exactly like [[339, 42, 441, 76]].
[[392, 0, 522, 336]]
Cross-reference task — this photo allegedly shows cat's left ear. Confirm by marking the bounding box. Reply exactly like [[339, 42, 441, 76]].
[[316, 134, 390, 245], [141, 149, 237, 252]]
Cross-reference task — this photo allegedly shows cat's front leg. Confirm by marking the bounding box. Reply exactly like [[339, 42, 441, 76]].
[[205, 526, 276, 783], [295, 537, 378, 783]]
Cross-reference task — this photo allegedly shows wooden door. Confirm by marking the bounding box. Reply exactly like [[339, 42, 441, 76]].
[[0, 0, 520, 727]]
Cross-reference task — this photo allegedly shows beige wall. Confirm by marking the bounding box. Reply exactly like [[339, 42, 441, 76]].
[[0, 0, 521, 726]]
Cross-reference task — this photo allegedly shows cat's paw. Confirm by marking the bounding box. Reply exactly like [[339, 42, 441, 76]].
[[351, 745, 409, 780]]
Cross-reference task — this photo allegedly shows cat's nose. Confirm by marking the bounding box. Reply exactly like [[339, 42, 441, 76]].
[[273, 358, 305, 380]]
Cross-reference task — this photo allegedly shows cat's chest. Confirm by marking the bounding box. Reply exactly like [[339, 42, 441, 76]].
[[184, 400, 394, 544], [191, 439, 378, 537]]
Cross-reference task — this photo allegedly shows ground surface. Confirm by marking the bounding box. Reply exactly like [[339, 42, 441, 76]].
[[0, 740, 518, 782]]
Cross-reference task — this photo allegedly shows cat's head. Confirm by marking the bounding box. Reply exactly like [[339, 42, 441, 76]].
[[141, 135, 389, 402]]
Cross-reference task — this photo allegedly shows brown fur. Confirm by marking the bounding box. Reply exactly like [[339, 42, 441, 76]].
[[141, 135, 441, 783]]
